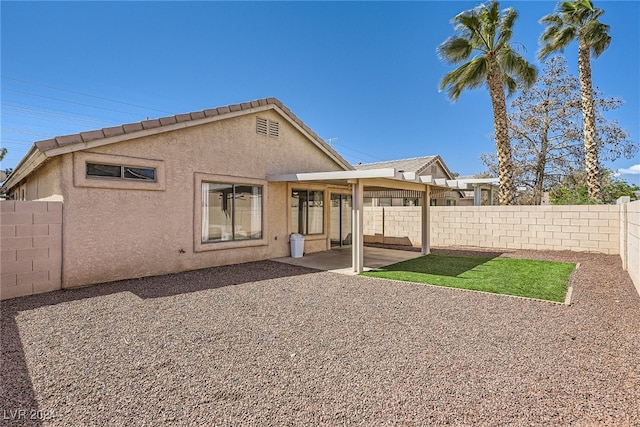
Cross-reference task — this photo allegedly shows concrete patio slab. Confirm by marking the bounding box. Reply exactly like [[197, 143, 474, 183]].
[[272, 246, 423, 275]]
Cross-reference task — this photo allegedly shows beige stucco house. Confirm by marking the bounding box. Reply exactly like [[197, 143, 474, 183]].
[[2, 98, 444, 288]]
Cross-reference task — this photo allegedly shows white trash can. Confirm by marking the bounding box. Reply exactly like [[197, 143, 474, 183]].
[[290, 233, 304, 258]]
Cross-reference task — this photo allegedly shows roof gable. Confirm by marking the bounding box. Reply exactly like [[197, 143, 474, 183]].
[[357, 155, 457, 180], [355, 156, 436, 174], [4, 98, 352, 190]]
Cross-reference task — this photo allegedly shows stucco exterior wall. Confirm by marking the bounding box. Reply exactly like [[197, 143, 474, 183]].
[[364, 205, 621, 254], [54, 109, 344, 287], [1, 201, 62, 299], [12, 157, 64, 202]]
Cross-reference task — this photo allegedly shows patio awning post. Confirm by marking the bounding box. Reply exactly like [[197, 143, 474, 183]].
[[352, 179, 364, 273], [421, 186, 431, 255], [474, 186, 482, 206]]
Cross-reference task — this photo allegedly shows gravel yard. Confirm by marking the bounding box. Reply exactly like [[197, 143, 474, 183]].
[[2, 249, 639, 426]]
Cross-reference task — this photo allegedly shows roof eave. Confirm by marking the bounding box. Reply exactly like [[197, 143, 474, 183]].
[[4, 99, 353, 188], [39, 103, 353, 172], [42, 103, 279, 158], [1, 145, 47, 192]]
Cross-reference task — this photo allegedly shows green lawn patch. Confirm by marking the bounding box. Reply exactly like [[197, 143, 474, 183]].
[[361, 253, 575, 302]]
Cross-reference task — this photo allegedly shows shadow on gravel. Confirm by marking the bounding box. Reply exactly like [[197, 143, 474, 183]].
[[0, 260, 318, 423], [4, 260, 317, 308], [1, 319, 42, 426]]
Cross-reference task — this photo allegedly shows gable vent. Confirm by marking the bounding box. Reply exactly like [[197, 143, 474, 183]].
[[256, 117, 268, 135], [268, 120, 279, 137], [256, 117, 279, 138]]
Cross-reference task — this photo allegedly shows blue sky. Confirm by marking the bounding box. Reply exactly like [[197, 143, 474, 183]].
[[1, 1, 638, 184]]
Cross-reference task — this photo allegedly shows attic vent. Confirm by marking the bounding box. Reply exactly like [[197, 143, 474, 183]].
[[268, 120, 279, 137], [256, 117, 279, 138], [256, 117, 268, 135]]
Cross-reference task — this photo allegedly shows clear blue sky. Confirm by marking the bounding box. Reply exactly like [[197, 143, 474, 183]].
[[1, 1, 638, 184]]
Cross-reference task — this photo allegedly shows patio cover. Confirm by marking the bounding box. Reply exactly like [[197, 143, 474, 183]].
[[267, 168, 448, 273], [446, 177, 500, 206]]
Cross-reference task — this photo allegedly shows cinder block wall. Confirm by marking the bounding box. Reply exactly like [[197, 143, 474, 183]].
[[363, 205, 621, 255], [1, 201, 62, 300], [623, 200, 640, 293], [384, 208, 421, 246], [363, 207, 421, 246], [363, 207, 384, 243], [431, 205, 620, 254]]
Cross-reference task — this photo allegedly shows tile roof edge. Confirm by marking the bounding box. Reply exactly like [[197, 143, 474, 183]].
[[21, 97, 351, 173], [30, 98, 285, 153]]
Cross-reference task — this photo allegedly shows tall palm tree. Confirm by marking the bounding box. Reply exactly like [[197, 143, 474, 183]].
[[539, 0, 611, 203], [438, 1, 536, 205]]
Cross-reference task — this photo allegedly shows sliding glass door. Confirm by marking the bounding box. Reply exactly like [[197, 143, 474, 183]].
[[330, 194, 352, 248]]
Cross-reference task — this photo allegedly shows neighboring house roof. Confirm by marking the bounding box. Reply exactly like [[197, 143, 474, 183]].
[[3, 97, 353, 191], [357, 155, 466, 198], [356, 155, 460, 181], [356, 156, 437, 175], [360, 155, 462, 182]]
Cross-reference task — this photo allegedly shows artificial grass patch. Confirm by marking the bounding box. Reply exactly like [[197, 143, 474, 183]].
[[361, 253, 575, 302]]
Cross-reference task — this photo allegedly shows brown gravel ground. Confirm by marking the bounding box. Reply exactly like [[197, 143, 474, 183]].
[[2, 248, 639, 426]]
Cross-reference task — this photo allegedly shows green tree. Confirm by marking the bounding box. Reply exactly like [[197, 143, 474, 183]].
[[550, 169, 639, 205], [438, 1, 536, 205], [539, 0, 611, 203]]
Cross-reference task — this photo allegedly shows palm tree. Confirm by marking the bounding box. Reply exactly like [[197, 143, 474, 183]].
[[539, 0, 611, 203], [438, 1, 536, 205]]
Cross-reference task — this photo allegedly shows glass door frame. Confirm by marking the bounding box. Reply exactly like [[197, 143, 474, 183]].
[[330, 193, 352, 248]]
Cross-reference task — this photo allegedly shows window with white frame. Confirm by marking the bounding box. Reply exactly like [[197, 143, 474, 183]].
[[291, 189, 324, 235], [202, 182, 263, 243]]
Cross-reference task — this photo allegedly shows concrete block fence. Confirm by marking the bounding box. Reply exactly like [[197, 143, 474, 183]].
[[365, 205, 620, 253], [430, 205, 620, 254], [1, 201, 62, 300], [1, 199, 638, 299], [620, 200, 640, 294]]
